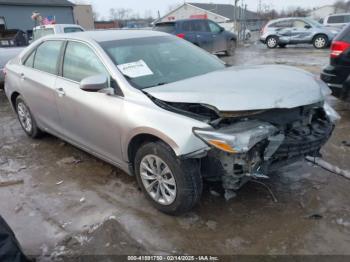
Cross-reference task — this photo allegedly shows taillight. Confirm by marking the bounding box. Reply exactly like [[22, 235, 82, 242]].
[[330, 41, 350, 58], [176, 33, 185, 39]]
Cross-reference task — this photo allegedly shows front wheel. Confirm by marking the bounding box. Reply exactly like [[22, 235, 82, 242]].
[[225, 40, 236, 56], [16, 96, 43, 138], [313, 35, 328, 49], [134, 141, 203, 215]]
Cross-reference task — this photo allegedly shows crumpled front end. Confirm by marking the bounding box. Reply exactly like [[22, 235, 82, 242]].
[[193, 102, 338, 196]]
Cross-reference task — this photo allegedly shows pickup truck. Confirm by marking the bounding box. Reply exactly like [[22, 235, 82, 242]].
[[0, 24, 84, 85]]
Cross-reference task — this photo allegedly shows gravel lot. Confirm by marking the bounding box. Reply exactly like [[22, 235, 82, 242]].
[[0, 41, 350, 260]]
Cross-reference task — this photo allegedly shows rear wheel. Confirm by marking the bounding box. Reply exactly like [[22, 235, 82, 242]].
[[266, 36, 278, 48], [225, 40, 236, 56], [15, 96, 43, 138], [134, 141, 203, 215], [313, 35, 328, 49]]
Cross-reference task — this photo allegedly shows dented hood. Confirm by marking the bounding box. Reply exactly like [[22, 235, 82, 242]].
[[144, 65, 329, 111]]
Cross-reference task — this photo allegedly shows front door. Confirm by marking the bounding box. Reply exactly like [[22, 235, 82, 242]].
[[207, 20, 226, 52], [54, 41, 124, 164], [290, 19, 313, 43]]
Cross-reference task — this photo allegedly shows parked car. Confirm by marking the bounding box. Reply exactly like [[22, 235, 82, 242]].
[[4, 30, 338, 215], [154, 19, 237, 56], [0, 24, 84, 85], [260, 17, 339, 49], [0, 29, 28, 47], [33, 24, 84, 41], [321, 13, 350, 29], [321, 24, 350, 101]]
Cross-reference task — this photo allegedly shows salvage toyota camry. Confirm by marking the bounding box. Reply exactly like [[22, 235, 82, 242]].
[[4, 30, 339, 215]]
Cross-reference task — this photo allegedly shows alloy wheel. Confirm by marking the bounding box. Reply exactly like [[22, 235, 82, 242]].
[[17, 102, 32, 133], [267, 37, 277, 48], [140, 154, 177, 205], [314, 37, 326, 48]]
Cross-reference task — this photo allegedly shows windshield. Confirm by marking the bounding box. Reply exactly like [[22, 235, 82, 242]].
[[305, 18, 323, 27], [100, 36, 225, 89], [64, 27, 84, 33]]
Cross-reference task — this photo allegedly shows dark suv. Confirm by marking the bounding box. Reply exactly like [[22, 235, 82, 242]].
[[154, 19, 237, 56], [321, 24, 350, 101]]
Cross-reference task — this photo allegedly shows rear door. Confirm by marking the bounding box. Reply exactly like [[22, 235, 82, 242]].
[[54, 41, 124, 163], [18, 40, 63, 132], [271, 20, 293, 43]]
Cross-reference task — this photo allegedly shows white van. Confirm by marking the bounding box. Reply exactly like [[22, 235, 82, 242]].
[[33, 24, 84, 41], [322, 13, 350, 28]]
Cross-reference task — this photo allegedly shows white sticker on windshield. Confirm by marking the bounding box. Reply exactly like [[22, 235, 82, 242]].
[[117, 60, 153, 78]]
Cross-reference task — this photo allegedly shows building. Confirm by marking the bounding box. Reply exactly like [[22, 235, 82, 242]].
[[308, 5, 347, 21], [0, 0, 75, 34], [73, 4, 94, 30], [94, 20, 120, 30], [154, 2, 263, 31]]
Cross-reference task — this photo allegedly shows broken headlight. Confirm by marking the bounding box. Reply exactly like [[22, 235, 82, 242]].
[[193, 120, 278, 154]]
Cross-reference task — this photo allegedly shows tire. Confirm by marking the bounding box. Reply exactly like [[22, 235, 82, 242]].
[[15, 95, 43, 138], [225, 40, 236, 56], [134, 141, 203, 215], [313, 35, 328, 49], [278, 44, 287, 48], [266, 36, 278, 48]]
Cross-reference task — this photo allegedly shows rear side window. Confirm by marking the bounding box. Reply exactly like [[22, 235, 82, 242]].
[[33, 41, 62, 74], [269, 20, 292, 28], [192, 21, 209, 32], [154, 23, 176, 33], [328, 15, 345, 24], [63, 41, 108, 82], [64, 27, 84, 33]]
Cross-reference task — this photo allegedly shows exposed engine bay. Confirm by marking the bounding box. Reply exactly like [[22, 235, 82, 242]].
[[150, 95, 337, 197]]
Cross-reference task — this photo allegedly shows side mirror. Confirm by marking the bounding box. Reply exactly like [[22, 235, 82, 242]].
[[80, 74, 108, 92], [220, 27, 225, 32], [304, 24, 312, 29]]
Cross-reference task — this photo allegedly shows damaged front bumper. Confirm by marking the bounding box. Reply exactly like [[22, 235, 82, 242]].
[[193, 103, 337, 193]]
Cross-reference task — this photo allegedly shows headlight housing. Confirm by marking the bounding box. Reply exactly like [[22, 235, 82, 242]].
[[193, 120, 278, 154], [323, 102, 340, 123]]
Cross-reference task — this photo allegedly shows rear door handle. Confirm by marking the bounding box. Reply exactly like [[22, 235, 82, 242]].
[[20, 73, 25, 81], [56, 87, 65, 97]]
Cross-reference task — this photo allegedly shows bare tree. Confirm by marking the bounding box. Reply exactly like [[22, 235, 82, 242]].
[[109, 8, 132, 21]]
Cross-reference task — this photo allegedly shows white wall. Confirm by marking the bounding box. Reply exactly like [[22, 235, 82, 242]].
[[158, 4, 228, 23], [309, 6, 346, 20]]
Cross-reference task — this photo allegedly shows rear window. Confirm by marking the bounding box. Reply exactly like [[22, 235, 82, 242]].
[[33, 28, 54, 41], [64, 27, 84, 33], [327, 15, 350, 24], [154, 23, 176, 33], [335, 23, 350, 42]]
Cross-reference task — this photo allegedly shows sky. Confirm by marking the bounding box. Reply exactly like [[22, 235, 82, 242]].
[[74, 0, 338, 20]]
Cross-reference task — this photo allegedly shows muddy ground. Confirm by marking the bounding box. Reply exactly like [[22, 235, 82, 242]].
[[0, 41, 350, 261]]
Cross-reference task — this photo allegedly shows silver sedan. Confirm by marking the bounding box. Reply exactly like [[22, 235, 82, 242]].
[[4, 30, 338, 215]]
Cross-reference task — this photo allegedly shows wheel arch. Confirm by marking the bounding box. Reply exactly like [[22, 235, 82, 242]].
[[10, 91, 20, 111], [313, 33, 328, 42], [126, 131, 179, 171]]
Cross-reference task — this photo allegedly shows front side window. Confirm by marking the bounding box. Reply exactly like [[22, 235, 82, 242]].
[[293, 20, 309, 28], [208, 21, 221, 33], [63, 41, 108, 82], [100, 36, 225, 89], [33, 41, 62, 74]]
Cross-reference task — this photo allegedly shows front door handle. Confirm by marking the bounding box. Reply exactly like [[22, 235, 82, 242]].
[[20, 73, 25, 81], [56, 87, 65, 97]]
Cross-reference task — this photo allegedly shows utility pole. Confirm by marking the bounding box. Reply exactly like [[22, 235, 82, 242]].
[[233, 0, 239, 34]]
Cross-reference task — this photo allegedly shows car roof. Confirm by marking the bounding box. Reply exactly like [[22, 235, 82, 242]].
[[268, 17, 307, 23], [327, 13, 350, 17], [156, 19, 209, 24], [42, 29, 169, 42]]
